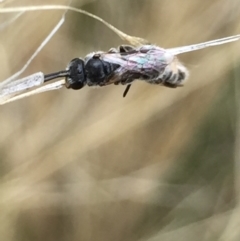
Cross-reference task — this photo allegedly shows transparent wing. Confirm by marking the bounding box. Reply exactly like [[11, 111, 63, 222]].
[[167, 34, 240, 55], [100, 53, 127, 66]]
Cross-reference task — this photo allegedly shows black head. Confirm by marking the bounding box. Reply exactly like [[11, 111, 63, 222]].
[[65, 58, 86, 90]]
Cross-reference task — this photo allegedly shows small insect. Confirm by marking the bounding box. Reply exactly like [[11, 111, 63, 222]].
[[0, 5, 240, 105], [45, 44, 188, 98]]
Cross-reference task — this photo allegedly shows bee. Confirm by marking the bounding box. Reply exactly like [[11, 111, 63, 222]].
[[0, 5, 239, 104], [60, 44, 188, 97]]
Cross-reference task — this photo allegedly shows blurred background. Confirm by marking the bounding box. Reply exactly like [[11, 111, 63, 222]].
[[0, 0, 240, 240]]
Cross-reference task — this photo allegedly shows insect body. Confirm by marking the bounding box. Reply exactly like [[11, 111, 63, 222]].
[[57, 44, 188, 97]]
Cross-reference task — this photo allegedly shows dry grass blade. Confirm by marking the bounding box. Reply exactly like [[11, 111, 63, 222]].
[[0, 4, 149, 46]]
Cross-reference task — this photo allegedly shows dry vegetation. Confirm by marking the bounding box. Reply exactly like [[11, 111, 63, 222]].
[[0, 0, 240, 240]]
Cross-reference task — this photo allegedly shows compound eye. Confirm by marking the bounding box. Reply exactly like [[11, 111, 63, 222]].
[[66, 58, 86, 90]]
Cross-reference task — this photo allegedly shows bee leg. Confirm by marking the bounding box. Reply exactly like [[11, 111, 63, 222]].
[[163, 82, 178, 88], [123, 84, 132, 97], [119, 45, 136, 53], [108, 48, 118, 53]]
